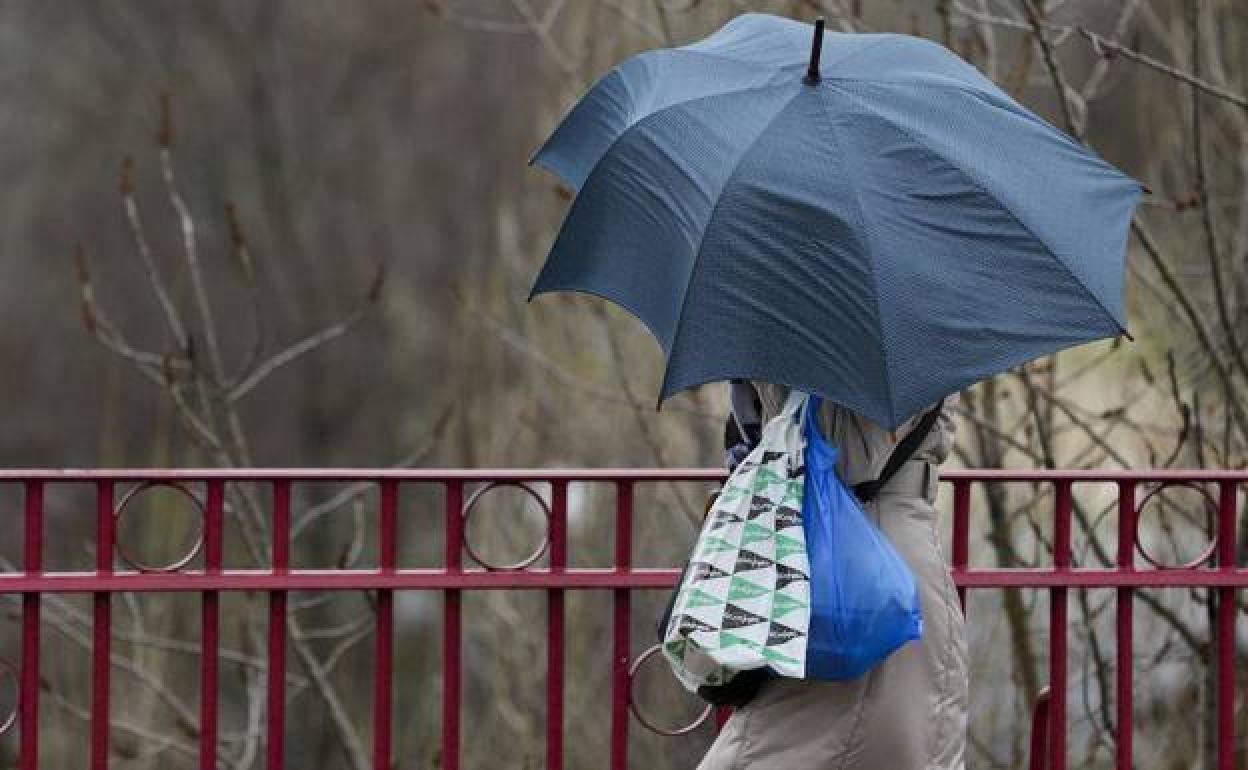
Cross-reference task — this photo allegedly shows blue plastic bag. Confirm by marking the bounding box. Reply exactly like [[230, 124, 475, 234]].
[[801, 394, 923, 680]]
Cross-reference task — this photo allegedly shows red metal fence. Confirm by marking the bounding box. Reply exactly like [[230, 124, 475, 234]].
[[0, 469, 1244, 769]]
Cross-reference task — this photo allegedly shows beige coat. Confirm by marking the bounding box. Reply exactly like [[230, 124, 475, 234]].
[[697, 384, 968, 770]]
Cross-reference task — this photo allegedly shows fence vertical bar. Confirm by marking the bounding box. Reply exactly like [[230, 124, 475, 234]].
[[91, 480, 114, 770], [267, 480, 291, 770], [1115, 480, 1135, 770], [610, 481, 633, 770], [951, 479, 971, 613], [547, 480, 568, 770], [200, 480, 225, 770], [373, 480, 398, 770], [1215, 481, 1236, 770], [1049, 480, 1072, 770], [443, 481, 463, 770], [19, 481, 42, 770]]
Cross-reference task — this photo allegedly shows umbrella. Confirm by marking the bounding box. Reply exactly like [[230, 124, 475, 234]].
[[529, 13, 1141, 429]]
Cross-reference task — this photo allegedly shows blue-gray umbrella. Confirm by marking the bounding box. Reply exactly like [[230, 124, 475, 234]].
[[530, 13, 1141, 429]]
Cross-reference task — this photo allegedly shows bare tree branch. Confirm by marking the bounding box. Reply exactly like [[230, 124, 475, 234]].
[[228, 260, 385, 402], [954, 2, 1248, 111], [121, 155, 191, 352]]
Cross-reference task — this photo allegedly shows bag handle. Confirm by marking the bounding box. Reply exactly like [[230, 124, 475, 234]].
[[728, 384, 945, 502], [728, 379, 762, 447], [852, 398, 946, 503]]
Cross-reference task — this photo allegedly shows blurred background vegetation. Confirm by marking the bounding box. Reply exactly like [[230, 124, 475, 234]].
[[0, 0, 1245, 768]]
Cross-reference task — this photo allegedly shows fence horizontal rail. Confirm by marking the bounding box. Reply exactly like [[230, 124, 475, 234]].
[[1, 467, 1246, 481], [3, 566, 1247, 593]]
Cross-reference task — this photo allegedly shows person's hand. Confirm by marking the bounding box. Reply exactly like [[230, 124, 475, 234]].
[[724, 442, 752, 471]]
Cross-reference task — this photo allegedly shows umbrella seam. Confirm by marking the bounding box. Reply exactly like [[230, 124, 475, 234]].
[[821, 76, 1127, 175], [808, 89, 900, 426], [533, 82, 797, 200], [671, 34, 898, 79], [660, 88, 805, 402], [828, 82, 1128, 337], [667, 46, 790, 75], [539, 36, 910, 192]]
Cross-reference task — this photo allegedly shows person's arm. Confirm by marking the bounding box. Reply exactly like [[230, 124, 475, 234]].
[[724, 380, 761, 471]]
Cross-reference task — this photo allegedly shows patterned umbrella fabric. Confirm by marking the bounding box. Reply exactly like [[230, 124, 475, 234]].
[[530, 13, 1141, 428]]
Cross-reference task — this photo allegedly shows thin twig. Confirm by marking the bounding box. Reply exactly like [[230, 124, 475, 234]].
[[510, 0, 578, 75], [1132, 219, 1248, 440], [224, 201, 268, 389], [1190, 1, 1248, 387], [954, 2, 1248, 111], [291, 405, 450, 539], [1078, 0, 1141, 103], [43, 688, 199, 763], [228, 261, 384, 402], [288, 614, 371, 770], [1021, 0, 1079, 137], [120, 156, 191, 352], [481, 313, 720, 421], [1078, 25, 1248, 112]]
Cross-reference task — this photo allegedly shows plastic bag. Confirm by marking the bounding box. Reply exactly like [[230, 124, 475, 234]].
[[801, 394, 923, 680]]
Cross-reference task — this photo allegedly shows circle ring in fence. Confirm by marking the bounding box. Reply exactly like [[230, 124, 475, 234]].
[[627, 644, 713, 736], [1132, 481, 1218, 569], [461, 481, 551, 571], [114, 481, 206, 573], [0, 656, 17, 737]]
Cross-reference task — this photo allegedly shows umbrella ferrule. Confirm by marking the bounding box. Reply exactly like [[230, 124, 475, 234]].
[[804, 18, 825, 85]]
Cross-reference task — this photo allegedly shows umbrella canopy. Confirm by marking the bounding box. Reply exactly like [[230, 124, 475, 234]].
[[530, 13, 1141, 429]]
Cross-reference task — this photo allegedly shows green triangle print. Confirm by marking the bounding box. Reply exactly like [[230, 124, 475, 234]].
[[722, 603, 769, 629], [781, 480, 803, 506], [774, 533, 805, 561], [687, 588, 724, 609], [720, 631, 762, 650], [742, 521, 771, 547], [762, 647, 801, 666], [718, 484, 749, 503], [727, 576, 769, 602], [770, 592, 807, 618], [754, 467, 788, 486], [664, 639, 688, 661], [702, 535, 736, 554]]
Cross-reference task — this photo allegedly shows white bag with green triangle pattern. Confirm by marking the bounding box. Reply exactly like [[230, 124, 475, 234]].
[[661, 391, 812, 691]]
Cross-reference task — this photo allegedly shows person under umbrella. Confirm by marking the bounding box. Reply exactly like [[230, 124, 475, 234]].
[[702, 379, 964, 768], [529, 13, 1140, 769]]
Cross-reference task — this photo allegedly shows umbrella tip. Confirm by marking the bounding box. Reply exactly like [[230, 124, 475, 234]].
[[804, 17, 825, 85]]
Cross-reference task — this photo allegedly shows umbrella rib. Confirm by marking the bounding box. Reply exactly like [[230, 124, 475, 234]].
[[660, 87, 803, 402], [673, 27, 900, 76], [829, 83, 1129, 338], [533, 81, 796, 195], [667, 46, 791, 75]]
